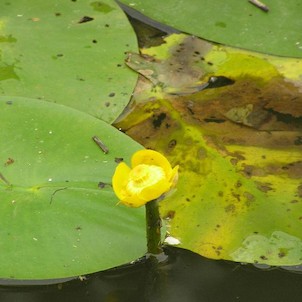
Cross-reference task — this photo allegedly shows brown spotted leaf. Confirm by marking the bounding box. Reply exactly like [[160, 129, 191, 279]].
[[117, 33, 302, 266]]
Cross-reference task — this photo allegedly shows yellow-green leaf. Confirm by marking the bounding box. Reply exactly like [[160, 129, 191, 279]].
[[115, 33, 302, 266]]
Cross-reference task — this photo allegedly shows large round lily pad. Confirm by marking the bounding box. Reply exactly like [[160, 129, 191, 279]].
[[119, 0, 302, 57], [0, 0, 137, 123], [0, 97, 145, 279]]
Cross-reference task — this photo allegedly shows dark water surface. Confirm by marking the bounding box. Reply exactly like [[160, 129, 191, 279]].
[[1, 247, 301, 302]]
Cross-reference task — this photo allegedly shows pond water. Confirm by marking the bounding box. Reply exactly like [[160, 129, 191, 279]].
[[1, 246, 302, 301]]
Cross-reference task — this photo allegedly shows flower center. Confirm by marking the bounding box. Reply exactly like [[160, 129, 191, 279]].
[[126, 164, 165, 194]]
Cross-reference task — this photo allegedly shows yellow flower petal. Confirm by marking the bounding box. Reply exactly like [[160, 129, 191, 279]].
[[131, 149, 173, 178], [112, 162, 131, 200], [119, 194, 147, 208], [112, 149, 179, 207], [170, 166, 179, 185], [140, 178, 171, 201]]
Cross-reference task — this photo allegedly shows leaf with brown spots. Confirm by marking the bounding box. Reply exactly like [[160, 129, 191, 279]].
[[116, 33, 302, 266]]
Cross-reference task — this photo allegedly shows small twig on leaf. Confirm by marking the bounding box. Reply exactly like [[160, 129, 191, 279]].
[[92, 136, 109, 154], [248, 0, 269, 12]]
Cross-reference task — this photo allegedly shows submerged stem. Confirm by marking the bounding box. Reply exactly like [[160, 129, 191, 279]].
[[145, 199, 163, 255]]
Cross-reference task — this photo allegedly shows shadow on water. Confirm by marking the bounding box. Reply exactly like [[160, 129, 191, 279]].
[[1, 246, 302, 302]]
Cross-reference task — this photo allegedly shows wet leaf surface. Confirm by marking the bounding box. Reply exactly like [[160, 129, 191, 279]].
[[0, 0, 137, 123], [0, 97, 145, 279], [115, 33, 302, 265], [120, 0, 302, 57]]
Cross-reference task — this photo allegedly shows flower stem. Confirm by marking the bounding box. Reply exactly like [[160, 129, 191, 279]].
[[145, 199, 163, 255]]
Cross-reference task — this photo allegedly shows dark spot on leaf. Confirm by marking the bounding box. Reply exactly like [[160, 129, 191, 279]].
[[206, 76, 235, 89], [57, 54, 63, 57], [212, 245, 223, 256], [232, 192, 240, 201], [105, 102, 110, 107], [152, 113, 166, 128], [105, 24, 110, 27], [256, 182, 273, 192], [235, 181, 242, 188], [297, 184, 302, 198], [203, 117, 226, 123], [75, 226, 82, 231], [278, 252, 286, 258], [294, 136, 302, 145], [117, 64, 122, 67], [115, 157, 123, 163], [92, 39, 97, 43], [186, 198, 190, 202], [207, 61, 213, 66], [260, 255, 268, 260], [6, 100, 13, 105], [4, 158, 14, 166], [55, 12, 61, 16], [108, 92, 115, 97], [90, 1, 115, 13], [244, 192, 255, 206], [98, 182, 107, 189], [224, 204, 236, 213], [168, 139, 177, 149], [283, 161, 302, 178], [78, 16, 94, 24], [242, 164, 266, 178], [164, 210, 175, 220], [218, 191, 223, 197], [290, 200, 299, 204], [98, 182, 106, 189], [266, 108, 302, 126]]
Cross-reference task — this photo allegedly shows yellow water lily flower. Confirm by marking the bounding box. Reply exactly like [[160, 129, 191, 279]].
[[112, 149, 179, 207]]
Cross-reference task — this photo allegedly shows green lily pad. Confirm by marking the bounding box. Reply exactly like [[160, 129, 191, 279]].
[[0, 0, 137, 123], [119, 0, 302, 57], [0, 97, 145, 279]]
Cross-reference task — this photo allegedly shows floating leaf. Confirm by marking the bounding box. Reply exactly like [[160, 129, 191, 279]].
[[126, 34, 213, 95], [119, 0, 302, 57], [0, 97, 145, 279], [115, 33, 302, 266], [231, 231, 302, 265], [0, 0, 137, 123]]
